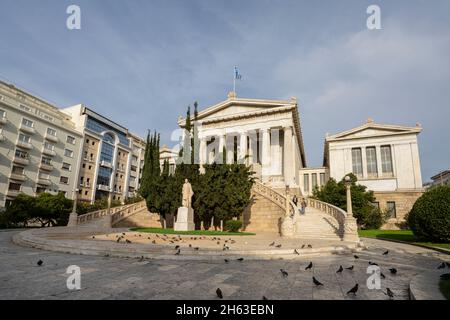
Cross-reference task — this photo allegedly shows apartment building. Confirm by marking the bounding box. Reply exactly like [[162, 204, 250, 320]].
[[0, 81, 83, 208], [61, 105, 146, 203]]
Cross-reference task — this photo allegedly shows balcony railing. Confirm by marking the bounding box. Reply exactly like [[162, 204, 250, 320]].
[[44, 133, 59, 143], [97, 184, 111, 192], [39, 162, 53, 171], [100, 160, 112, 168], [0, 116, 7, 125], [19, 123, 35, 134], [13, 156, 29, 166], [37, 178, 51, 186], [16, 140, 33, 150], [6, 189, 21, 197], [42, 148, 56, 157], [9, 173, 26, 182]]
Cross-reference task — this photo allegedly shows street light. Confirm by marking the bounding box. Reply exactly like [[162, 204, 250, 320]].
[[67, 188, 79, 227], [344, 175, 353, 217]]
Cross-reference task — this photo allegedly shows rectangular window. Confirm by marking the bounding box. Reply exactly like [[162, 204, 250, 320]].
[[8, 182, 21, 191], [22, 118, 33, 127], [62, 162, 71, 171], [351, 148, 363, 176], [41, 156, 52, 165], [319, 173, 325, 186], [15, 149, 28, 159], [0, 109, 5, 118], [12, 166, 24, 174], [304, 174, 310, 193], [47, 128, 57, 136], [44, 141, 55, 151], [311, 173, 317, 190], [366, 147, 378, 177], [64, 149, 74, 158], [387, 201, 396, 218], [18, 133, 31, 143], [59, 176, 69, 184], [381, 145, 393, 174], [66, 136, 76, 144]]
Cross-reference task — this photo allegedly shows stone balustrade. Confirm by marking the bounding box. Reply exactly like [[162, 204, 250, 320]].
[[251, 181, 298, 215], [76, 201, 146, 225]]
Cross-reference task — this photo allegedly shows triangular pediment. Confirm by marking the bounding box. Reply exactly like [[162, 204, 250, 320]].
[[178, 96, 297, 126], [327, 123, 422, 141]]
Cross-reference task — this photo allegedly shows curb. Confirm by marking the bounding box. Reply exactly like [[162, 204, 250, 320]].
[[409, 271, 447, 300], [360, 236, 450, 255], [12, 228, 364, 261]]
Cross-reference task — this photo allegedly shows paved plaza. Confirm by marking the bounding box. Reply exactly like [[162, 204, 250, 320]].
[[0, 230, 448, 300]]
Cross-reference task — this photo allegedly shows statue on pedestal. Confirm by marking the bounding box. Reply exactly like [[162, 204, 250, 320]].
[[174, 179, 195, 232]]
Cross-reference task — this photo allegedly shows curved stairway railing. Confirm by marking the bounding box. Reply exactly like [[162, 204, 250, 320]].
[[306, 198, 347, 233], [76, 200, 147, 225], [251, 181, 298, 216]]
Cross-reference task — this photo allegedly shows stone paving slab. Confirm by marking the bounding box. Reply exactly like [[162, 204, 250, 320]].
[[1, 231, 449, 300]]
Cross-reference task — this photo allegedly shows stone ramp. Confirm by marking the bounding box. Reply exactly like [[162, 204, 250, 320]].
[[295, 207, 343, 241]]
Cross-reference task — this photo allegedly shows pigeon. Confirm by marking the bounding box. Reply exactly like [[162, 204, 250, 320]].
[[138, 256, 144, 262], [147, 237, 151, 240], [312, 277, 323, 286], [237, 258, 244, 261], [301, 244, 305, 249], [189, 244, 192, 248], [269, 242, 275, 246], [389, 268, 397, 274], [438, 262, 446, 269], [347, 284, 359, 295], [125, 239, 132, 244], [217, 241, 220, 245], [380, 272, 386, 279], [446, 262, 450, 268], [122, 232, 126, 236], [194, 247, 199, 251], [116, 237, 121, 243], [224, 259, 229, 263], [346, 265, 354, 271], [175, 245, 180, 250], [294, 249, 300, 255], [305, 262, 313, 270], [385, 288, 394, 299], [369, 261, 378, 266], [152, 240, 156, 244], [175, 249, 180, 255], [383, 250, 389, 255], [307, 244, 312, 249], [280, 269, 289, 277], [262, 296, 269, 300], [92, 236, 95, 239], [354, 255, 359, 259], [37, 260, 43, 266], [275, 244, 282, 248], [216, 288, 223, 299], [336, 265, 343, 273]]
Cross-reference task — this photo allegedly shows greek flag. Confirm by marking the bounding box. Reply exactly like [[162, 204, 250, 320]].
[[234, 66, 242, 80]]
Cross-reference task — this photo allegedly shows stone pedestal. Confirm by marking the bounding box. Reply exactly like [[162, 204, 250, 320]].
[[281, 216, 295, 238], [343, 216, 360, 242], [174, 207, 195, 231], [67, 212, 78, 227]]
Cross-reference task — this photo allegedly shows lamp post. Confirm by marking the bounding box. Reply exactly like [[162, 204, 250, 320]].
[[343, 175, 359, 243], [344, 175, 353, 217], [67, 188, 79, 227]]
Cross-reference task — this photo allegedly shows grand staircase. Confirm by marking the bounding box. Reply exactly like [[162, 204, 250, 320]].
[[245, 181, 349, 241]]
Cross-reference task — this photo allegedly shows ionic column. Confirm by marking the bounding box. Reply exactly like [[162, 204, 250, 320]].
[[199, 137, 207, 171], [239, 132, 247, 163], [248, 134, 254, 165], [218, 134, 225, 164], [226, 134, 235, 164], [261, 128, 271, 181], [283, 126, 294, 186]]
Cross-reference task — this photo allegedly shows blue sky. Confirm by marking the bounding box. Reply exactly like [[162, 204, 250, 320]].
[[1, 0, 449, 181]]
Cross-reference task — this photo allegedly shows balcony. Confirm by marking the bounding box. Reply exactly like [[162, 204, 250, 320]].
[[9, 173, 26, 182], [100, 160, 112, 168], [19, 123, 36, 134], [44, 133, 59, 143], [13, 156, 29, 166], [37, 178, 51, 186], [0, 116, 7, 125], [42, 148, 56, 157], [97, 184, 111, 192], [39, 162, 54, 171], [16, 140, 33, 150], [6, 189, 21, 198]]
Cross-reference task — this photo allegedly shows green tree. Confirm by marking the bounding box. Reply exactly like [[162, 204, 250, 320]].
[[313, 173, 377, 228]]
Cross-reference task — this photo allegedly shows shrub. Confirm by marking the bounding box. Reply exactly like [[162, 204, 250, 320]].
[[363, 208, 390, 230], [407, 185, 450, 242], [225, 220, 242, 232]]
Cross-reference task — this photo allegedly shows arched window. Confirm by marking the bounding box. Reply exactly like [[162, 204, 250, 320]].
[[103, 133, 115, 144]]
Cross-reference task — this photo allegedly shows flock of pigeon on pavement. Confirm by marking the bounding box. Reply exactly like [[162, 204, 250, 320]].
[[35, 232, 450, 300]]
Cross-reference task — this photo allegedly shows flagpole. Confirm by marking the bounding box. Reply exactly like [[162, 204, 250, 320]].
[[233, 66, 236, 93]]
